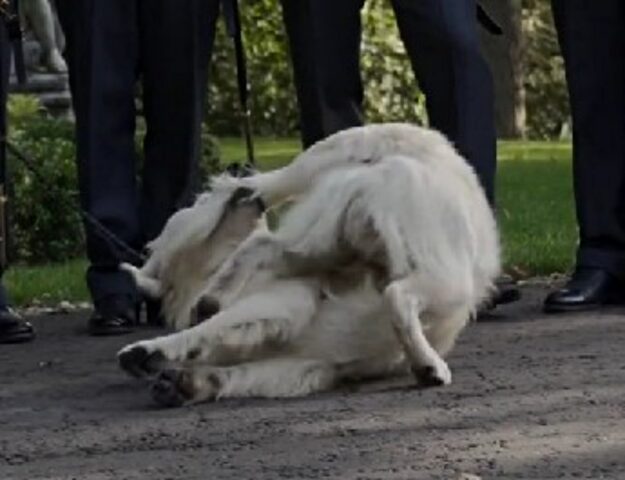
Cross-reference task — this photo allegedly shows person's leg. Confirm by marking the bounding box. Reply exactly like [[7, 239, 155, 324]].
[[390, 0, 496, 205], [56, 0, 141, 334], [0, 20, 35, 343], [138, 0, 219, 243], [545, 0, 625, 312], [280, 0, 365, 147], [137, 0, 219, 325]]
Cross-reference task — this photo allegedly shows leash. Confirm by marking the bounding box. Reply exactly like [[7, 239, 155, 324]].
[[221, 0, 256, 168]]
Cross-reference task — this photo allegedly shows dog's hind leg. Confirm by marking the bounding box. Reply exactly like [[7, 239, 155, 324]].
[[384, 277, 452, 387], [150, 358, 337, 407], [118, 279, 319, 377]]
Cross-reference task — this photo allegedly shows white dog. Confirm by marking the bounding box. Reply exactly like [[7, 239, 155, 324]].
[[118, 123, 500, 407]]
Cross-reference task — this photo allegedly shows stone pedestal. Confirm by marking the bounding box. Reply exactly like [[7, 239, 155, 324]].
[[8, 39, 72, 119]]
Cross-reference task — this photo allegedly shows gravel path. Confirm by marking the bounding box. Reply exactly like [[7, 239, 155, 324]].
[[1, 284, 624, 480]]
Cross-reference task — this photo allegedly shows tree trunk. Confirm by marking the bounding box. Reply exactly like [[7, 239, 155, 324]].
[[479, 0, 526, 139]]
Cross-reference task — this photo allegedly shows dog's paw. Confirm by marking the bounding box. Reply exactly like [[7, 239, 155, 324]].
[[118, 343, 167, 378], [151, 369, 195, 408], [411, 359, 452, 388]]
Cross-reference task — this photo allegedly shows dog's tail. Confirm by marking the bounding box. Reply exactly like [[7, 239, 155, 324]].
[[120, 263, 163, 298]]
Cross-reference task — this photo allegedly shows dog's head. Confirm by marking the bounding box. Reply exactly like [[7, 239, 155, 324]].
[[122, 173, 266, 303]]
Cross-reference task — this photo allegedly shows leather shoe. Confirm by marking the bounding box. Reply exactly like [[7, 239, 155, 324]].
[[0, 308, 35, 344], [88, 295, 137, 336], [543, 268, 625, 313], [480, 274, 521, 313]]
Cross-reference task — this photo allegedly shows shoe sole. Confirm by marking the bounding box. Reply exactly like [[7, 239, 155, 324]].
[[543, 299, 625, 314]]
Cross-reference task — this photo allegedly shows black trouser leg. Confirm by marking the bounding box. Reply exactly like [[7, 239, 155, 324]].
[[552, 0, 625, 278], [138, 0, 219, 242], [280, 0, 365, 148], [57, 0, 140, 303], [391, 0, 497, 204], [57, 0, 217, 304]]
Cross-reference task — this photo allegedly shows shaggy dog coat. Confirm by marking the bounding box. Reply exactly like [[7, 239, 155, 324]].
[[118, 123, 500, 407]]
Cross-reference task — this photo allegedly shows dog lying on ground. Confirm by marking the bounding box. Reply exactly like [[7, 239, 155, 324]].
[[117, 123, 500, 407]]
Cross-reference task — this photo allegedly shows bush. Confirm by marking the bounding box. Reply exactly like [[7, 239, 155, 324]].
[[7, 95, 221, 264], [9, 129, 83, 263], [7, 96, 83, 263]]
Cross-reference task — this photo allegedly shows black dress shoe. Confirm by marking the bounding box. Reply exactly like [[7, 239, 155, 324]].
[[0, 308, 35, 344], [479, 275, 521, 314], [88, 295, 137, 336], [543, 268, 625, 313], [492, 275, 521, 306]]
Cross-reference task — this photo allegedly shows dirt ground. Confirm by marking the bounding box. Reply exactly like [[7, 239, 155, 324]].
[[1, 283, 624, 480]]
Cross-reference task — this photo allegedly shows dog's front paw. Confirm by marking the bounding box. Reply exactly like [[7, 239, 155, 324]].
[[118, 343, 167, 378], [411, 358, 452, 388]]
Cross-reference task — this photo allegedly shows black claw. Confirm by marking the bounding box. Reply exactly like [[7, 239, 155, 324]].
[[411, 365, 445, 388], [118, 346, 167, 378]]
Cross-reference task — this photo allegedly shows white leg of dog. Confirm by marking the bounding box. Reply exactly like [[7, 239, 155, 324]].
[[150, 358, 337, 407], [384, 277, 452, 387], [118, 279, 319, 377]]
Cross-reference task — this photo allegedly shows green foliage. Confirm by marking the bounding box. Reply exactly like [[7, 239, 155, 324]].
[[7, 96, 83, 263], [522, 0, 569, 139], [361, 0, 426, 124]]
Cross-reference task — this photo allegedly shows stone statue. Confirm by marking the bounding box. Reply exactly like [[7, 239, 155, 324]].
[[19, 0, 67, 73]]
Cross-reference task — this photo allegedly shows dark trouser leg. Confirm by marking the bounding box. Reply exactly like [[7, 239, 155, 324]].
[[138, 0, 219, 243], [280, 0, 364, 147], [552, 0, 625, 278], [56, 0, 140, 305], [391, 0, 497, 204]]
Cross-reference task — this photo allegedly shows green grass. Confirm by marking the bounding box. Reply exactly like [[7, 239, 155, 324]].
[[4, 138, 577, 306]]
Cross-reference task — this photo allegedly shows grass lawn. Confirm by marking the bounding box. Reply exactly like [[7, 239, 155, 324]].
[[4, 138, 577, 306]]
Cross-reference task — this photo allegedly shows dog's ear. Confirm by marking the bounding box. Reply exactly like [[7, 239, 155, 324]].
[[227, 186, 267, 213]]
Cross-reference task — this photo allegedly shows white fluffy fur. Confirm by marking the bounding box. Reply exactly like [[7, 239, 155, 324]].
[[118, 123, 500, 406]]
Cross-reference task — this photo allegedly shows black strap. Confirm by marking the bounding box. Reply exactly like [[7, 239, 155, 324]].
[[6, 0, 26, 85], [221, 0, 255, 168], [477, 3, 503, 36]]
